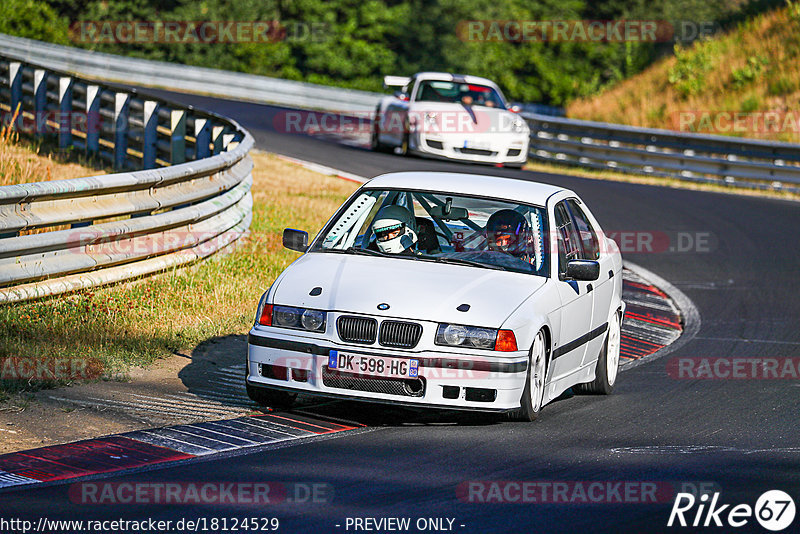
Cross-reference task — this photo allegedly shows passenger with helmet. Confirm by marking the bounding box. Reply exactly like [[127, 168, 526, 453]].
[[371, 205, 418, 254], [485, 209, 533, 263]]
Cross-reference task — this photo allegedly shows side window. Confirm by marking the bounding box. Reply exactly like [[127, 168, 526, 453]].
[[567, 200, 600, 260], [554, 201, 582, 276]]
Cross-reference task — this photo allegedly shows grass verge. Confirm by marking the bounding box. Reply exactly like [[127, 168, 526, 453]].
[[0, 150, 359, 396], [0, 112, 102, 186]]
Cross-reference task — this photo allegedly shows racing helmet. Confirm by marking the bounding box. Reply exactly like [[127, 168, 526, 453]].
[[372, 205, 417, 254], [486, 209, 531, 257]]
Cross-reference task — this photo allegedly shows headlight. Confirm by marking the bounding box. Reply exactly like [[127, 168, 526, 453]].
[[268, 305, 327, 333], [435, 323, 498, 350], [424, 112, 438, 125], [512, 118, 527, 134], [301, 309, 325, 331]]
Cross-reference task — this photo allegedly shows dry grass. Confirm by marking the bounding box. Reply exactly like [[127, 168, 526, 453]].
[[567, 5, 800, 142], [0, 109, 101, 186], [0, 150, 359, 394]]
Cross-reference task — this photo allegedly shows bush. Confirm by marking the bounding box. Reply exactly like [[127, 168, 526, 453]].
[[668, 43, 715, 98]]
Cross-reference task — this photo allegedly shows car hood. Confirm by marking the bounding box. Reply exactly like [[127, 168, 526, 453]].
[[410, 101, 523, 136], [271, 252, 547, 328]]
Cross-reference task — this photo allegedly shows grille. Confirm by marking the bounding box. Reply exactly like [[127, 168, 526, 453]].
[[322, 367, 425, 397], [337, 316, 378, 344], [455, 147, 496, 156], [379, 320, 423, 348], [507, 148, 522, 157]]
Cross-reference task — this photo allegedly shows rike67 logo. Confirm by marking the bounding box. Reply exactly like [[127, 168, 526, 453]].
[[668, 490, 796, 531]]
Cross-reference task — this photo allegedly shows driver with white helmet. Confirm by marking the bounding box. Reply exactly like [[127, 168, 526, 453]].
[[371, 205, 418, 254]]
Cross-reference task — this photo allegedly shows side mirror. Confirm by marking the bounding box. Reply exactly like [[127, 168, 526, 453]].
[[509, 105, 521, 113], [565, 259, 599, 281], [394, 91, 408, 101], [283, 228, 308, 252]]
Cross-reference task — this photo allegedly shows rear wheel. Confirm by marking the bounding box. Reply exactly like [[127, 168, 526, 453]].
[[246, 382, 297, 410], [575, 311, 621, 395], [509, 329, 547, 421]]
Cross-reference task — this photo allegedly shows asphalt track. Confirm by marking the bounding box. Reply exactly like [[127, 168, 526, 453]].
[[2, 90, 799, 533]]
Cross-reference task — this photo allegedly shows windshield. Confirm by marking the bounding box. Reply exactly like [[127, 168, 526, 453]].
[[414, 80, 506, 109], [310, 188, 549, 277]]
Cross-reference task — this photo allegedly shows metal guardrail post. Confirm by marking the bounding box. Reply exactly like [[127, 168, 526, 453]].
[[170, 109, 186, 165], [223, 132, 236, 151], [114, 92, 130, 170], [194, 117, 211, 159], [85, 84, 100, 157], [143, 100, 158, 169], [211, 125, 225, 155], [33, 68, 47, 138], [58, 76, 73, 149], [8, 62, 22, 125]]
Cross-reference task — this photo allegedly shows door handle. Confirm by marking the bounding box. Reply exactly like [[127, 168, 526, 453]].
[[587, 284, 593, 293], [608, 269, 614, 279]]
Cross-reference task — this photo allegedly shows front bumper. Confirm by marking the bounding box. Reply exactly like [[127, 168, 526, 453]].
[[410, 131, 529, 165], [246, 329, 529, 412]]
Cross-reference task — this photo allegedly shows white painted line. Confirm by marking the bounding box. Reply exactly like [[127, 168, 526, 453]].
[[136, 429, 217, 453], [183, 424, 260, 445]]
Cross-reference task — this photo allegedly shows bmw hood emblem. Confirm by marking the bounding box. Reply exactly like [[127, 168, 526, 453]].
[[377, 303, 390, 310]]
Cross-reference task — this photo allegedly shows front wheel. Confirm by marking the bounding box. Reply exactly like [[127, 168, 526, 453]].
[[371, 110, 389, 152], [509, 329, 547, 421], [246, 382, 297, 410], [575, 310, 621, 395]]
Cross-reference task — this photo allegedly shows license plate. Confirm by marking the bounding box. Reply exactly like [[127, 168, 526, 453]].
[[464, 140, 490, 150], [328, 350, 418, 379]]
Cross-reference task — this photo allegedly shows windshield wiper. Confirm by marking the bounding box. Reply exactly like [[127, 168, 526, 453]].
[[420, 255, 506, 271], [345, 247, 386, 257]]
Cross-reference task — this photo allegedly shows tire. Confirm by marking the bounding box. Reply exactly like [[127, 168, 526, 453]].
[[509, 329, 548, 422], [246, 382, 297, 410], [398, 130, 410, 156], [575, 310, 621, 395], [371, 109, 389, 152]]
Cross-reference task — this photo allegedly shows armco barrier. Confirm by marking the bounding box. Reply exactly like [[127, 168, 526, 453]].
[[523, 114, 800, 193], [0, 33, 381, 113], [0, 54, 254, 303]]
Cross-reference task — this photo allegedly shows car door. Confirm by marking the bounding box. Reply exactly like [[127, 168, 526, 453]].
[[565, 199, 613, 366], [550, 200, 594, 380], [383, 78, 413, 146]]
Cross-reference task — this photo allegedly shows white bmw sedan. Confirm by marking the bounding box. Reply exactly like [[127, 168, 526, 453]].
[[246, 172, 624, 420], [371, 72, 530, 168]]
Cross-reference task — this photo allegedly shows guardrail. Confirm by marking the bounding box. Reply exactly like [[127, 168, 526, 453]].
[[523, 114, 800, 194], [4, 32, 799, 195], [0, 54, 254, 303], [0, 33, 381, 113]]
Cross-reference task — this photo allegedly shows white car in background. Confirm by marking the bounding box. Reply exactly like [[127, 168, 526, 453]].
[[246, 171, 623, 421], [371, 73, 530, 168]]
